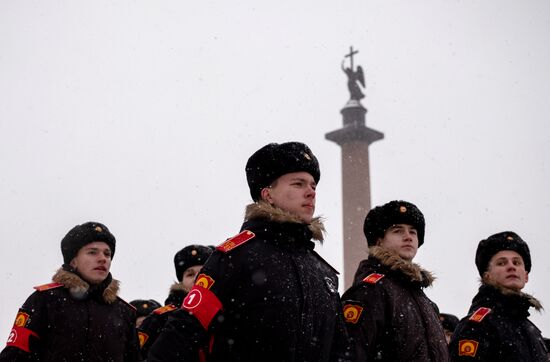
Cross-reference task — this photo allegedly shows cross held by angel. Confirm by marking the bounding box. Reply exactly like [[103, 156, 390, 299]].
[[342, 46, 365, 101]]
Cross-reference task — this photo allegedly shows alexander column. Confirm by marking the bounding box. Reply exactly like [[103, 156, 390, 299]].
[[326, 47, 384, 288]]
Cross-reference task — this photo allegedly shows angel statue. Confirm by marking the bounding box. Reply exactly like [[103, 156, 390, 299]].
[[341, 46, 365, 101]]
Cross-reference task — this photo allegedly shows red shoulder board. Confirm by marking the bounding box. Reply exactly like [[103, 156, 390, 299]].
[[33, 282, 63, 292], [362, 273, 385, 284], [469, 307, 491, 322], [216, 230, 255, 253], [153, 304, 178, 315]]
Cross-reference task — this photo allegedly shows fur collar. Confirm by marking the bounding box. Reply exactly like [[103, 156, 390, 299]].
[[165, 281, 188, 306], [169, 281, 189, 295], [52, 268, 120, 304], [368, 246, 435, 288], [244, 201, 325, 242], [481, 278, 543, 311]]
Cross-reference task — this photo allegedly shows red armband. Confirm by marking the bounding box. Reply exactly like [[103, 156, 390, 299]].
[[6, 325, 39, 353], [181, 285, 223, 330]]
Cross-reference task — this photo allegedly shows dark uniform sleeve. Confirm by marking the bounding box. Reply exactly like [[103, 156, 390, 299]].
[[137, 308, 171, 360], [148, 246, 242, 362], [124, 305, 140, 362], [147, 309, 206, 362], [449, 319, 494, 361], [331, 298, 354, 362], [342, 283, 387, 361], [0, 292, 47, 361]]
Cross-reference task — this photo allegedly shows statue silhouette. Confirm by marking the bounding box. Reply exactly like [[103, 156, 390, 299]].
[[342, 46, 365, 101], [342, 60, 365, 101]]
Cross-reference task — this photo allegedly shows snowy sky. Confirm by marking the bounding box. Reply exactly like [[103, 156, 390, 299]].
[[1, 0, 549, 341]]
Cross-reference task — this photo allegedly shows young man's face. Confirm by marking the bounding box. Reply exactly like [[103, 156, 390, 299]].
[[261, 171, 316, 223], [484, 250, 528, 291], [69, 241, 112, 285], [182, 265, 203, 292], [444, 329, 453, 345], [376, 224, 419, 261]]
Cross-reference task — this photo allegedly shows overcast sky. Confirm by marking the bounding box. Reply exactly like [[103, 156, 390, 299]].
[[1, 0, 549, 341]]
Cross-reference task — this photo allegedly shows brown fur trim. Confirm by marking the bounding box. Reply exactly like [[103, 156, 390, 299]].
[[53, 268, 88, 296], [244, 201, 325, 242], [368, 246, 435, 287], [169, 281, 190, 295], [480, 277, 543, 311], [52, 268, 120, 304], [103, 279, 119, 304]]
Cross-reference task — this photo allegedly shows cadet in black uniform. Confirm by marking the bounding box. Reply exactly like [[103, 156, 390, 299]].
[[449, 231, 549, 361], [439, 313, 459, 345], [0, 221, 139, 362], [149, 142, 351, 362], [341, 200, 449, 361], [130, 299, 162, 327], [137, 244, 212, 360]]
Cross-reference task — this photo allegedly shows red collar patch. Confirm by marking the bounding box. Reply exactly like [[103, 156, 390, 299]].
[[469, 307, 491, 323], [343, 304, 364, 324], [458, 339, 479, 357], [362, 273, 385, 284], [33, 282, 63, 292], [216, 230, 255, 253]]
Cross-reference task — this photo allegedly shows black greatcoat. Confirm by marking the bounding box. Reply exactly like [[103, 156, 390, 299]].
[[341, 246, 449, 362], [0, 268, 139, 362], [449, 283, 549, 361], [148, 202, 351, 362], [137, 284, 187, 360]]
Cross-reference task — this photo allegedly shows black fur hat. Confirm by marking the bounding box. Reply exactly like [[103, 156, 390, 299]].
[[245, 142, 320, 202], [475, 231, 531, 276], [363, 200, 425, 247], [130, 299, 162, 317], [439, 313, 459, 332], [61, 222, 116, 264], [174, 245, 213, 281]]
